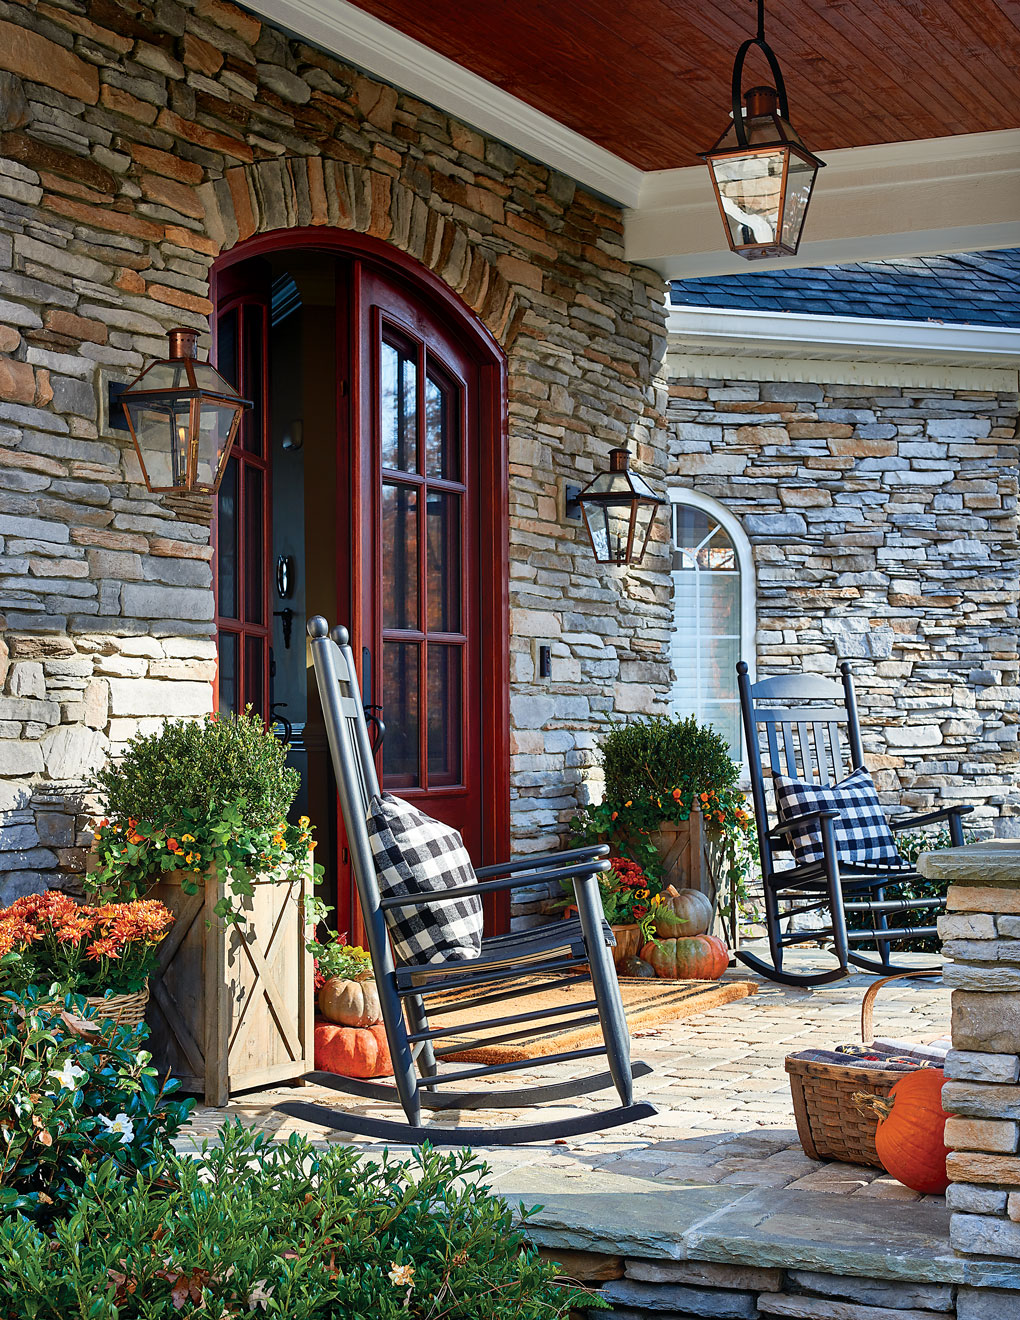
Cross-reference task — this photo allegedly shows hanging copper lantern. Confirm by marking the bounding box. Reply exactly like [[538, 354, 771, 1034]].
[[113, 328, 251, 495], [701, 0, 824, 260], [576, 448, 665, 566]]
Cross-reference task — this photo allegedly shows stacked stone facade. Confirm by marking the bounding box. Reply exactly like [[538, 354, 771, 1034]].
[[667, 374, 1020, 827], [0, 0, 672, 903]]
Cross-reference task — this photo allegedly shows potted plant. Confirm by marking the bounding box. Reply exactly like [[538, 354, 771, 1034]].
[[313, 934, 381, 1026], [0, 892, 174, 1027], [571, 714, 758, 944], [87, 709, 324, 1105]]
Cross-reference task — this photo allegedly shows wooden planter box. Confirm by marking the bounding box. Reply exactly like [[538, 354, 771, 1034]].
[[647, 805, 731, 943], [145, 861, 314, 1106]]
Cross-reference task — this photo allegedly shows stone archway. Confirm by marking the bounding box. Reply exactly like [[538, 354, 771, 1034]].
[[197, 161, 518, 344]]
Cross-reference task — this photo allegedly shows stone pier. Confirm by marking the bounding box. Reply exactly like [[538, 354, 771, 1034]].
[[921, 841, 1020, 1300]]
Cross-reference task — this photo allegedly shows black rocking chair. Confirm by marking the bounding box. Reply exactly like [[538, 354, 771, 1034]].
[[736, 660, 973, 988], [274, 617, 656, 1144]]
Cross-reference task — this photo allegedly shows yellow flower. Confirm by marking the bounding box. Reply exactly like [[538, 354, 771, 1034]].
[[181, 834, 195, 843], [298, 815, 310, 829], [624, 800, 632, 808], [388, 1263, 414, 1288], [636, 889, 649, 899]]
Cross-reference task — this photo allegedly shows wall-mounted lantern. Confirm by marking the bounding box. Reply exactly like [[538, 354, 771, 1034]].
[[701, 0, 824, 260], [566, 448, 665, 566], [109, 328, 251, 495]]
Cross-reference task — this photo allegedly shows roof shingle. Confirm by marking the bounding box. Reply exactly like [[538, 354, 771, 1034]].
[[670, 250, 1020, 328]]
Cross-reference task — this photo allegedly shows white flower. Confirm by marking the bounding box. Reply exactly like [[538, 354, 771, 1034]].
[[247, 1279, 274, 1311], [49, 1059, 87, 1094], [388, 1263, 414, 1288], [99, 1112, 135, 1144]]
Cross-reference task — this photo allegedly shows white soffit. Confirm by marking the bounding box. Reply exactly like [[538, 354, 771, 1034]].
[[240, 0, 1020, 278], [666, 307, 1020, 391]]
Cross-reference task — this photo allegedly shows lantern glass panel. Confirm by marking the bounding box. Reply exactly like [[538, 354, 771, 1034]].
[[632, 499, 658, 563], [709, 147, 787, 251], [195, 399, 241, 490], [191, 360, 240, 394], [582, 500, 637, 565], [132, 359, 192, 391], [780, 151, 818, 250], [125, 396, 193, 490]]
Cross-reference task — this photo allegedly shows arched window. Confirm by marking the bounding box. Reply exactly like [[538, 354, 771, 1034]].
[[668, 490, 755, 760]]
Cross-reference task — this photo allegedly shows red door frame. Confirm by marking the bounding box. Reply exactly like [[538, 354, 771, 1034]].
[[210, 229, 512, 930]]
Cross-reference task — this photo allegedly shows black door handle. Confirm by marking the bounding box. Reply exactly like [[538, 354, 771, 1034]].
[[361, 645, 384, 754]]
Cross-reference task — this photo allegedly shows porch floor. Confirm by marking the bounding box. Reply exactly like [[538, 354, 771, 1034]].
[[174, 950, 1010, 1287]]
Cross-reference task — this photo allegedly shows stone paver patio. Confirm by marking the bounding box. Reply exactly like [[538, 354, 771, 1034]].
[[178, 947, 949, 1202], [176, 950, 1020, 1290]]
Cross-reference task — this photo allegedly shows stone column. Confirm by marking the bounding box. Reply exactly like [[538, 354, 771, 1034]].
[[920, 841, 1020, 1263]]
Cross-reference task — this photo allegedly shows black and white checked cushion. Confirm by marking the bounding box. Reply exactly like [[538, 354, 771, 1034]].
[[367, 792, 483, 966], [774, 766, 900, 867]]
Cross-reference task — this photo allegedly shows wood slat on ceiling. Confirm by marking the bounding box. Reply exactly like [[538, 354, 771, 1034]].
[[351, 0, 1020, 170]]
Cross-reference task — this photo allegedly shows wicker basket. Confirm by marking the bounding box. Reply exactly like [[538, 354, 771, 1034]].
[[785, 970, 941, 1168], [80, 985, 149, 1029]]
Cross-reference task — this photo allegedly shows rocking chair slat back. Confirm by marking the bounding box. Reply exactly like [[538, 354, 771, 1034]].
[[295, 615, 655, 1143]]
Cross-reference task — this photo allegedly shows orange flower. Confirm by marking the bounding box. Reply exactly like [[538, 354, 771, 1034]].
[[167, 839, 179, 852], [672, 788, 683, 801], [86, 937, 122, 961]]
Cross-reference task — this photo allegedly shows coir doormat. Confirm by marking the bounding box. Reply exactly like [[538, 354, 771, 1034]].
[[431, 975, 757, 1065]]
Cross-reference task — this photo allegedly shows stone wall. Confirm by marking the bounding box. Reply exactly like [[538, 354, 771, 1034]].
[[0, 0, 671, 903], [920, 843, 1020, 1264], [544, 1247, 1011, 1319], [667, 373, 1020, 828]]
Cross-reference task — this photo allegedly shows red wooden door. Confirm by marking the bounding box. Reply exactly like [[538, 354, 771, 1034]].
[[356, 265, 483, 857], [213, 265, 271, 719], [212, 236, 508, 940]]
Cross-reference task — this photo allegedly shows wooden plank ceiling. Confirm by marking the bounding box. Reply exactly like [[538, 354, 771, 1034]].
[[351, 0, 1020, 171]]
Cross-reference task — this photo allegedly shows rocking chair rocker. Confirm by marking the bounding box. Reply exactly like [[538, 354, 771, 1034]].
[[274, 617, 656, 1144], [736, 660, 973, 988]]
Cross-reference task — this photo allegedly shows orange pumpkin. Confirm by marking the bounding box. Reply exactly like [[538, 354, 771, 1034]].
[[318, 975, 383, 1027], [862, 1068, 951, 1194], [314, 1022, 392, 1078], [651, 888, 713, 939], [640, 933, 728, 980]]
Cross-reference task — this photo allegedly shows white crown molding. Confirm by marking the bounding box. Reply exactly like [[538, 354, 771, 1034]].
[[666, 306, 1020, 389], [242, 0, 644, 206], [666, 306, 1020, 365]]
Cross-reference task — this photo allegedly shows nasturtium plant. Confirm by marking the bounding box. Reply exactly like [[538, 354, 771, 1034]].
[[0, 988, 193, 1220], [0, 1122, 603, 1318]]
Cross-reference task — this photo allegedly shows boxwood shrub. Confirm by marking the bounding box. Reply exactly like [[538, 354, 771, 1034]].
[[0, 1121, 599, 1318]]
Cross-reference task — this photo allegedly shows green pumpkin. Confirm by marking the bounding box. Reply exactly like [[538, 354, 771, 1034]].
[[652, 888, 714, 939], [617, 955, 657, 979]]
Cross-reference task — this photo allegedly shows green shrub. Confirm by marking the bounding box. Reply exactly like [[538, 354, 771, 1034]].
[[93, 709, 300, 836], [600, 714, 738, 803], [0, 1122, 600, 1318], [0, 988, 193, 1220]]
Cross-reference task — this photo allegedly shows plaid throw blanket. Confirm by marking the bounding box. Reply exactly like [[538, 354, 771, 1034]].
[[789, 1042, 945, 1071]]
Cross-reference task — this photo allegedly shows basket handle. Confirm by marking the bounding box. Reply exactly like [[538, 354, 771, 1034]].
[[861, 969, 942, 1043]]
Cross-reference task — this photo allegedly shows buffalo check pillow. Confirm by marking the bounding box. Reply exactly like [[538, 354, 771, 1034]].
[[367, 792, 483, 966], [774, 766, 900, 867]]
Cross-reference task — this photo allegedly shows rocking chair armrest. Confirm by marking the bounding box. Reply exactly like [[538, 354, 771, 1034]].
[[474, 844, 610, 879], [378, 857, 612, 911], [768, 808, 841, 842], [890, 804, 975, 832]]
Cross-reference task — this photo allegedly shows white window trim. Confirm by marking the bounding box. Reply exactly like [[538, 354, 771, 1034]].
[[667, 487, 757, 687]]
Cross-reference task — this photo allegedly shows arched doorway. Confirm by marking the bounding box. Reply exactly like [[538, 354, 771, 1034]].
[[210, 231, 510, 936]]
